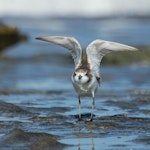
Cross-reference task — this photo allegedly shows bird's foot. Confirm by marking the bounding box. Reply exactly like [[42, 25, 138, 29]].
[[86, 118, 93, 122], [77, 117, 93, 122], [77, 114, 94, 122]]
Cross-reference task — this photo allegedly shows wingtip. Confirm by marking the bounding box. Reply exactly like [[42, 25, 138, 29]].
[[133, 47, 139, 51], [136, 48, 139, 51], [35, 37, 42, 40], [35, 36, 50, 42]]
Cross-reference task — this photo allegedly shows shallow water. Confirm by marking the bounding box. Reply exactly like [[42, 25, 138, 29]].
[[0, 17, 150, 149]]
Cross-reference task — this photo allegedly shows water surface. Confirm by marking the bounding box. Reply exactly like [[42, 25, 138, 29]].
[[0, 17, 150, 149]]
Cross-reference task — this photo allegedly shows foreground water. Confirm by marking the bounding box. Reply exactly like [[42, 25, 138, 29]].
[[0, 17, 150, 149]]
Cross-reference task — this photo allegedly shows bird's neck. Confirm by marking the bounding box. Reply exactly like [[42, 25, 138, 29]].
[[79, 52, 90, 70]]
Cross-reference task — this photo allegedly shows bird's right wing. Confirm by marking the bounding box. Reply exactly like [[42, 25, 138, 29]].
[[36, 36, 82, 69], [86, 39, 138, 78]]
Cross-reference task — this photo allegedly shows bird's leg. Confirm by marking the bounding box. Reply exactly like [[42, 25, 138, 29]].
[[78, 96, 82, 121], [90, 92, 95, 121]]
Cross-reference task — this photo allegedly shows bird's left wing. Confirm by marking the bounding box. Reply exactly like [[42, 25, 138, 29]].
[[86, 39, 138, 78], [36, 36, 82, 69]]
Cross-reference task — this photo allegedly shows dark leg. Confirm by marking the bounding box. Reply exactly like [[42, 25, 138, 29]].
[[78, 96, 82, 121]]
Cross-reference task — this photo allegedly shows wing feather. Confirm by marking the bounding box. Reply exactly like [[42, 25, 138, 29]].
[[36, 36, 82, 69], [86, 39, 138, 77]]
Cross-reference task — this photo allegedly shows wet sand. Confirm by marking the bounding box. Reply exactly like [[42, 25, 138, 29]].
[[0, 87, 149, 149]]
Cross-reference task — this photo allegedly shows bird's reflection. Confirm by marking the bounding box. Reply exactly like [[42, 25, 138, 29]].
[[77, 136, 94, 150], [77, 123, 95, 150]]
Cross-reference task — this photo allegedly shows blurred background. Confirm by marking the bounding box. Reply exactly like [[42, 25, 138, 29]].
[[0, 0, 150, 149], [0, 0, 150, 54], [0, 0, 150, 58], [1, 0, 150, 17], [0, 0, 149, 94]]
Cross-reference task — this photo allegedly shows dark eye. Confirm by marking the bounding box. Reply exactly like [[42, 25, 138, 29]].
[[85, 73, 88, 76], [74, 72, 76, 76]]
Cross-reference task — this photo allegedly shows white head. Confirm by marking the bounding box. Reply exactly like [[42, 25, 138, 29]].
[[72, 68, 91, 84]]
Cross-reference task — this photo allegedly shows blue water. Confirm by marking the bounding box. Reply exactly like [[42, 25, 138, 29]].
[[0, 17, 150, 149], [2, 17, 150, 49]]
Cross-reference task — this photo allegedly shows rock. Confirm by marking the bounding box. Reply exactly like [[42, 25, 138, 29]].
[[0, 23, 27, 52], [0, 128, 67, 150], [0, 101, 29, 116]]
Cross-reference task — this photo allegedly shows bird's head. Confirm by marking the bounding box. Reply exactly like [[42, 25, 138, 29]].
[[72, 68, 91, 84]]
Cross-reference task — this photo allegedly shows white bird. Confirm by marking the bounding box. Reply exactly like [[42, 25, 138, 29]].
[[36, 36, 138, 121]]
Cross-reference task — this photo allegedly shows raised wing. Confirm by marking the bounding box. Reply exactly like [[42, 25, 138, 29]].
[[86, 39, 138, 78], [36, 36, 82, 69]]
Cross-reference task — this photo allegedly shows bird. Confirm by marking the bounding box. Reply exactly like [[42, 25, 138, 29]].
[[36, 36, 138, 121]]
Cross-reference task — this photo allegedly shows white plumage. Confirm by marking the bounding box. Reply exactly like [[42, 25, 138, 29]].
[[36, 36, 138, 121]]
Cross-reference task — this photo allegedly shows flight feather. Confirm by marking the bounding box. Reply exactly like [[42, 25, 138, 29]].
[[36, 36, 82, 69], [86, 39, 138, 78]]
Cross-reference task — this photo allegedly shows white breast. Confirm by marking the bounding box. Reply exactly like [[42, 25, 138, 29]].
[[71, 74, 98, 96]]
